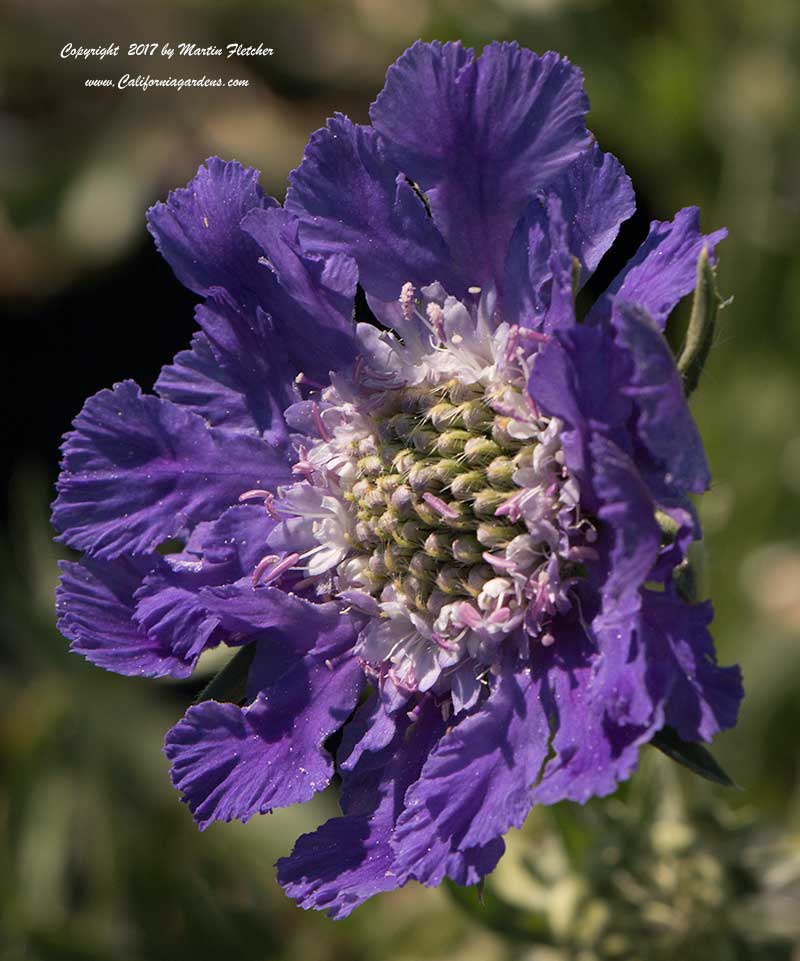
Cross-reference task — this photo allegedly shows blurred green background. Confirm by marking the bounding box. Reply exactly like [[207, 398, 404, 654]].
[[1, 0, 799, 958]]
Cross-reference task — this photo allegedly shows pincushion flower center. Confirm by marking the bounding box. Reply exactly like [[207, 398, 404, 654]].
[[249, 284, 596, 700]]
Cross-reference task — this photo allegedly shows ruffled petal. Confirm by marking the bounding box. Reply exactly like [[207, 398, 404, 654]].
[[56, 555, 194, 678], [371, 41, 591, 289], [591, 435, 661, 620], [392, 666, 548, 887], [156, 290, 298, 446], [612, 302, 710, 493], [554, 145, 636, 283], [190, 503, 275, 574], [504, 146, 634, 322], [52, 381, 292, 560], [533, 592, 742, 805], [285, 114, 459, 301], [641, 592, 743, 743], [277, 696, 443, 918], [528, 322, 632, 491], [241, 207, 359, 382], [532, 619, 656, 805], [155, 332, 258, 434], [164, 623, 364, 828], [591, 206, 726, 329], [147, 157, 275, 299], [504, 194, 575, 331], [187, 587, 365, 700]]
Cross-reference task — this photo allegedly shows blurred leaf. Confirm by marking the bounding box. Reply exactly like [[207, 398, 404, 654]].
[[194, 645, 255, 705], [651, 726, 737, 788]]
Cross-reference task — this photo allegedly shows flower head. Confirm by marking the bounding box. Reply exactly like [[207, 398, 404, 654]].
[[53, 41, 742, 918]]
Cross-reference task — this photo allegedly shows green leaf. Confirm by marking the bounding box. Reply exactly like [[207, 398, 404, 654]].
[[651, 726, 738, 788], [677, 247, 721, 397], [194, 645, 256, 705]]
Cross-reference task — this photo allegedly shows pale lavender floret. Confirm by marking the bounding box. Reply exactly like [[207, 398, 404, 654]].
[[52, 40, 743, 920]]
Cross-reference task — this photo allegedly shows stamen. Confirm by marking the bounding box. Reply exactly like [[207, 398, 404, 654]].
[[399, 281, 416, 321], [253, 551, 301, 587], [252, 553, 279, 586], [457, 602, 483, 630], [426, 302, 445, 342], [239, 489, 281, 520], [295, 371, 325, 389], [310, 403, 332, 442], [568, 545, 599, 562], [482, 551, 516, 571], [291, 445, 316, 479], [422, 492, 460, 520]]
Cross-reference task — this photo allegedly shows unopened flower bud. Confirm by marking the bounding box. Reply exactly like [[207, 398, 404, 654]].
[[429, 402, 462, 430], [463, 436, 501, 466], [423, 531, 452, 560], [452, 535, 483, 563], [369, 550, 388, 575], [362, 487, 386, 512], [390, 484, 414, 515], [409, 551, 436, 577], [408, 460, 440, 491], [461, 399, 492, 431], [384, 543, 411, 573], [491, 417, 521, 451], [432, 458, 461, 485], [435, 429, 471, 456], [450, 470, 486, 501], [435, 564, 463, 594], [473, 488, 512, 517], [392, 448, 416, 474], [486, 456, 516, 489], [357, 454, 383, 477], [465, 564, 494, 594], [477, 521, 518, 547], [409, 425, 437, 452]]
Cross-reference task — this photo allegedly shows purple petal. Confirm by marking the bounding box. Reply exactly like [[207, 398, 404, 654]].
[[504, 194, 575, 331], [504, 147, 634, 325], [277, 696, 444, 918], [147, 157, 275, 299], [591, 435, 661, 621], [592, 206, 726, 329], [371, 41, 591, 289], [241, 207, 359, 381], [532, 620, 654, 805], [192, 586, 364, 699], [528, 323, 632, 491], [56, 555, 194, 678], [285, 113, 459, 302], [641, 592, 743, 742], [191, 503, 275, 574], [555, 145, 635, 282], [164, 629, 364, 828], [612, 302, 710, 493], [52, 381, 293, 560], [392, 666, 548, 887], [533, 592, 742, 805], [156, 290, 298, 446]]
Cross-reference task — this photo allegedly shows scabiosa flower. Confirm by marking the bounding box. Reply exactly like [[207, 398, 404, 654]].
[[53, 41, 743, 918]]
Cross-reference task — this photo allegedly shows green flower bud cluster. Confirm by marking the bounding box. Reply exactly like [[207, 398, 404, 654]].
[[342, 379, 534, 612]]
